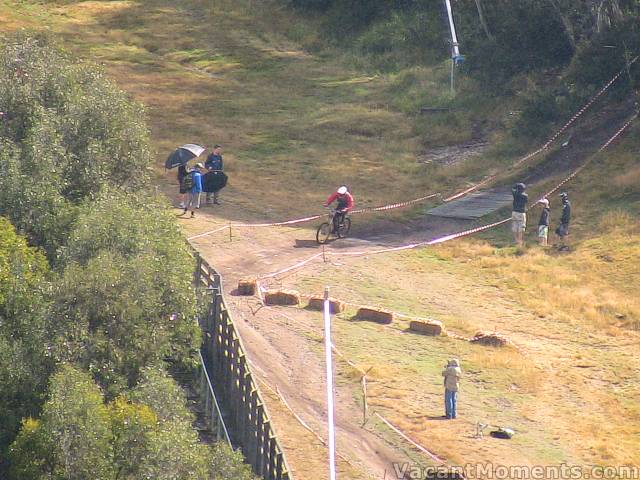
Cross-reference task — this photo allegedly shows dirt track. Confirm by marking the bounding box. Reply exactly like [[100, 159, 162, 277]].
[[182, 203, 472, 479]]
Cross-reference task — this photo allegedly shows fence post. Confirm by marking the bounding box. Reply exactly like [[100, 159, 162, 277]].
[[247, 390, 258, 470], [262, 421, 271, 477], [194, 252, 203, 288], [255, 405, 265, 475], [193, 256, 293, 479], [269, 436, 277, 480]]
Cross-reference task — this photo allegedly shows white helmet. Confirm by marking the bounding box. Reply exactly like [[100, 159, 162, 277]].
[[337, 186, 348, 195]]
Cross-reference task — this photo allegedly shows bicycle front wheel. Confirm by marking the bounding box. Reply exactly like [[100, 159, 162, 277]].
[[337, 217, 351, 238], [316, 222, 332, 244]]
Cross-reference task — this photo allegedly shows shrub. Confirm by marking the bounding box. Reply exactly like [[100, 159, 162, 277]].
[[0, 32, 151, 260], [0, 218, 53, 457]]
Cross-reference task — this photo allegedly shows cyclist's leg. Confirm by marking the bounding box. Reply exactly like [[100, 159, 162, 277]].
[[332, 211, 343, 233]]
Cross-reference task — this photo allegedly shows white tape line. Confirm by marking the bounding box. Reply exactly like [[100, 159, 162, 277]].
[[259, 252, 324, 279], [187, 224, 230, 241], [374, 412, 447, 465]]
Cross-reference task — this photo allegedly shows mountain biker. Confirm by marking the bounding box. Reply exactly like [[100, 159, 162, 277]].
[[324, 186, 354, 234]]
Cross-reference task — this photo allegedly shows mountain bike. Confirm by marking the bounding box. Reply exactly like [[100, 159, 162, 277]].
[[316, 208, 351, 245]]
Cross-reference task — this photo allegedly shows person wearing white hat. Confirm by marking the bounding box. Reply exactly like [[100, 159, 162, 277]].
[[324, 185, 354, 234], [537, 198, 551, 246]]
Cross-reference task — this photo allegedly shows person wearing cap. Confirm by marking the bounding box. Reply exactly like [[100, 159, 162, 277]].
[[555, 192, 571, 249], [511, 183, 528, 246], [183, 163, 204, 218], [537, 198, 551, 246], [442, 359, 462, 419], [204, 144, 224, 205], [324, 186, 354, 234]]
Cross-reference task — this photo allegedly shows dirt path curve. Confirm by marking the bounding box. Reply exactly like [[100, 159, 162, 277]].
[[180, 195, 471, 479]]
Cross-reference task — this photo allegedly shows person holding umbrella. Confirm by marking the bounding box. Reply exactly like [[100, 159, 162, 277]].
[[177, 164, 189, 209], [165, 144, 205, 208]]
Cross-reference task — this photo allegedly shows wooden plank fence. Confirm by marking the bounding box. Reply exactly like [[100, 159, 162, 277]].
[[194, 252, 292, 480]]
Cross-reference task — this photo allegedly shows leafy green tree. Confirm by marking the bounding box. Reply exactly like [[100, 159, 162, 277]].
[[9, 365, 115, 480], [51, 190, 200, 395], [0, 217, 53, 457], [209, 443, 257, 480], [0, 32, 151, 260], [109, 397, 158, 480], [128, 367, 211, 479]]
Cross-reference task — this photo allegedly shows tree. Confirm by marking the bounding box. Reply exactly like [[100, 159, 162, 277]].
[[0, 217, 53, 459], [9, 365, 115, 480], [0, 32, 151, 260], [51, 191, 200, 395], [128, 367, 212, 479]]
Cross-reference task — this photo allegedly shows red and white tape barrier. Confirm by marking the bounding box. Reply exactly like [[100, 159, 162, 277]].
[[442, 57, 638, 202], [531, 111, 638, 207], [257, 111, 636, 280], [187, 60, 637, 242], [351, 193, 440, 215]]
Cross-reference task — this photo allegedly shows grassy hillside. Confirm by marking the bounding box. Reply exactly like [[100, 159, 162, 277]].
[[2, 0, 638, 476]]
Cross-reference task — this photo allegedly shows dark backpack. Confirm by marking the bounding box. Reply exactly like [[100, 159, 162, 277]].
[[182, 171, 194, 191]]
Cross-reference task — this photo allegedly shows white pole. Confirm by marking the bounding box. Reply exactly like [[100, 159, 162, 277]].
[[323, 286, 337, 480], [444, 0, 460, 58]]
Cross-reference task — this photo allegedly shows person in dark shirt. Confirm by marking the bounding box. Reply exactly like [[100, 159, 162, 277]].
[[177, 164, 188, 209], [511, 183, 528, 246], [205, 144, 224, 205], [555, 192, 571, 249], [537, 198, 550, 246]]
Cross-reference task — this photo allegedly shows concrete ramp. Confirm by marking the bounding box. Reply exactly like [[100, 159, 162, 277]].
[[427, 189, 512, 220]]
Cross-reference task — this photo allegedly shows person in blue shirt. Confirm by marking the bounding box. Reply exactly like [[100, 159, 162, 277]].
[[205, 144, 224, 205], [183, 163, 204, 218]]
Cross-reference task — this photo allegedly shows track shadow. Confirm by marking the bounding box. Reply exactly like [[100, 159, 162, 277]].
[[293, 239, 320, 249], [426, 415, 449, 421]]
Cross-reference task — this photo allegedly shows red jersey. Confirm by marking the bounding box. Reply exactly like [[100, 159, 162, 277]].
[[325, 191, 354, 212]]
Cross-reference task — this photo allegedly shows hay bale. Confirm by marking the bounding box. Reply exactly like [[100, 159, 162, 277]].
[[409, 319, 444, 336], [470, 331, 510, 347], [264, 289, 301, 306], [306, 296, 346, 314], [237, 279, 257, 296], [355, 306, 394, 325]]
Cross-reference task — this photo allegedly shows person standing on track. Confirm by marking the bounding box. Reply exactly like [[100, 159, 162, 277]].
[[537, 198, 551, 247], [511, 183, 528, 246], [442, 358, 462, 419], [205, 144, 224, 205], [324, 186, 354, 234], [177, 163, 188, 209], [183, 163, 204, 218], [555, 192, 571, 250]]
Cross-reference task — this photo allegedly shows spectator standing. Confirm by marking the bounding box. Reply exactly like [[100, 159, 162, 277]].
[[511, 183, 528, 246], [183, 163, 204, 218], [205, 144, 224, 205], [556, 192, 571, 250], [442, 359, 462, 419], [537, 198, 551, 246], [177, 163, 188, 209]]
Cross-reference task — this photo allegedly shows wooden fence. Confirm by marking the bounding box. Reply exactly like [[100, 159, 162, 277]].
[[194, 253, 292, 480]]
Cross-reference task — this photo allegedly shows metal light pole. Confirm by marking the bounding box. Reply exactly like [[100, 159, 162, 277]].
[[323, 286, 337, 480], [444, 0, 463, 95]]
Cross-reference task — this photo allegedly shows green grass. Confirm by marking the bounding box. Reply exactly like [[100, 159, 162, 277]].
[[2, 0, 639, 472]]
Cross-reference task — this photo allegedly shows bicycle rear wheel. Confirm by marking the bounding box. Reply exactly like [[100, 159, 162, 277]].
[[337, 217, 351, 238], [316, 222, 332, 244]]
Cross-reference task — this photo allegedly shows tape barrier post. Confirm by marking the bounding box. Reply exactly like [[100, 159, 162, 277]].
[[323, 287, 337, 480]]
